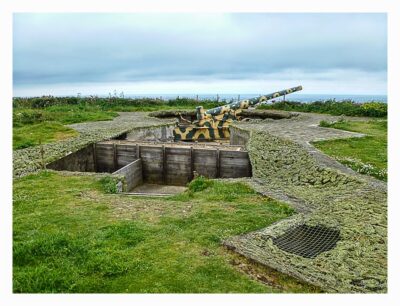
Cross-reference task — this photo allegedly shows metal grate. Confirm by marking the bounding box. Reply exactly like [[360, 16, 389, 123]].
[[272, 224, 340, 258]]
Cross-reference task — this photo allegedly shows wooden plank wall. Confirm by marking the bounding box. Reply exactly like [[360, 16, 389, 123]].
[[95, 143, 251, 186], [95, 143, 115, 173], [165, 147, 192, 185], [219, 150, 250, 178], [113, 159, 143, 191], [140, 146, 163, 184], [193, 148, 218, 178]]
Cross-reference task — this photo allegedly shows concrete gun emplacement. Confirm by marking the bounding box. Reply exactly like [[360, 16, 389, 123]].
[[173, 85, 303, 141]]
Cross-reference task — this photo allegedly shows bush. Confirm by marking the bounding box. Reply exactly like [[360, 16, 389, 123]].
[[13, 110, 52, 127], [13, 96, 224, 111], [361, 102, 387, 117], [99, 177, 119, 194], [319, 120, 333, 128], [335, 157, 387, 181], [258, 100, 387, 117], [188, 176, 213, 192]]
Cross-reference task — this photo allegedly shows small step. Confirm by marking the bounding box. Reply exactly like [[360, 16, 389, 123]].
[[123, 192, 174, 197]]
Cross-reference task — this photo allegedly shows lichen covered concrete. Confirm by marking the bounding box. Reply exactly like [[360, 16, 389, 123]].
[[224, 113, 387, 293]]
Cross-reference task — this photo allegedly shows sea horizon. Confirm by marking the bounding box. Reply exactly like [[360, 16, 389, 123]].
[[13, 93, 387, 103]]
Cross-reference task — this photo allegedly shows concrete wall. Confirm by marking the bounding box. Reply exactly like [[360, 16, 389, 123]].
[[125, 124, 175, 142], [113, 159, 143, 191], [230, 126, 251, 146], [47, 145, 95, 172]]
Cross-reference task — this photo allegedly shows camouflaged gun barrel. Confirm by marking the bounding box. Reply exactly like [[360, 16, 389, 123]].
[[204, 85, 302, 117]]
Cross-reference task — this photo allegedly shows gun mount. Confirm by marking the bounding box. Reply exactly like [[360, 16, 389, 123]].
[[173, 85, 302, 141]]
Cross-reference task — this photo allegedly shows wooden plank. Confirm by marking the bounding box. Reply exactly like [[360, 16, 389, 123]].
[[193, 149, 218, 166], [193, 165, 217, 178], [220, 158, 250, 166], [220, 166, 251, 178], [96, 144, 114, 152], [116, 145, 137, 163], [96, 151, 114, 157], [216, 149, 220, 178], [139, 145, 164, 152], [95, 142, 115, 172], [112, 159, 143, 191], [166, 161, 190, 168], [219, 150, 249, 158], [162, 145, 166, 184], [190, 147, 194, 180], [113, 143, 117, 171], [118, 156, 137, 166], [93, 143, 97, 172]]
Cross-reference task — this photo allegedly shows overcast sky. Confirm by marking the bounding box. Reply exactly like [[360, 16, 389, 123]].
[[13, 13, 387, 96]]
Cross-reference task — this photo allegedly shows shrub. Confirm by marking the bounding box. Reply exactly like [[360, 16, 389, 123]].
[[13, 110, 52, 127], [258, 100, 387, 117], [319, 120, 334, 128], [361, 102, 387, 117], [188, 176, 213, 192], [13, 96, 224, 111], [335, 156, 387, 181], [99, 177, 119, 194]]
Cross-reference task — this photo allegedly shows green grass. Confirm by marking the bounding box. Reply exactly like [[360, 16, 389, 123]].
[[13, 105, 119, 150], [313, 120, 387, 181], [13, 105, 118, 127], [12, 99, 223, 150], [13, 172, 319, 293], [13, 122, 79, 150]]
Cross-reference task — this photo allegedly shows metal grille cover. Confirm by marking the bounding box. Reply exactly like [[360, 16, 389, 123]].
[[272, 224, 340, 258]]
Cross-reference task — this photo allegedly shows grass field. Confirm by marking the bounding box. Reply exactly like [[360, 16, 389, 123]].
[[13, 122, 79, 150], [13, 172, 320, 293], [313, 120, 387, 181], [13, 106, 119, 150], [12, 100, 220, 150]]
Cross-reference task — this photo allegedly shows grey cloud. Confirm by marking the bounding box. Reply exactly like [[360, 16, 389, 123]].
[[13, 13, 387, 86]]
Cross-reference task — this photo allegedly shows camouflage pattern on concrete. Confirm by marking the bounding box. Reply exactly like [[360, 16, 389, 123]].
[[224, 113, 387, 293]]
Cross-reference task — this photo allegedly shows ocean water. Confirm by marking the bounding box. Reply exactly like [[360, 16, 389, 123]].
[[125, 93, 387, 103]]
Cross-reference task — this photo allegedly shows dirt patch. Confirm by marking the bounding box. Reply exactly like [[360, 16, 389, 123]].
[[129, 184, 187, 195]]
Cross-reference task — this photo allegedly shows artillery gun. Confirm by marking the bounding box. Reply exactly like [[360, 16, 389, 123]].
[[173, 85, 302, 141]]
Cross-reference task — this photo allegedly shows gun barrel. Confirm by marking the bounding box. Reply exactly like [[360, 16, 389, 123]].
[[248, 85, 303, 104], [205, 85, 302, 116]]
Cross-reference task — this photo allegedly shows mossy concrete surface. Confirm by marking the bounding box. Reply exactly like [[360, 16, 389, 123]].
[[13, 111, 387, 292], [13, 112, 176, 178], [224, 113, 387, 293]]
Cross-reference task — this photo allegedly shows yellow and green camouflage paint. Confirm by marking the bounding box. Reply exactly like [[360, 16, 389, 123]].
[[174, 86, 302, 141]]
